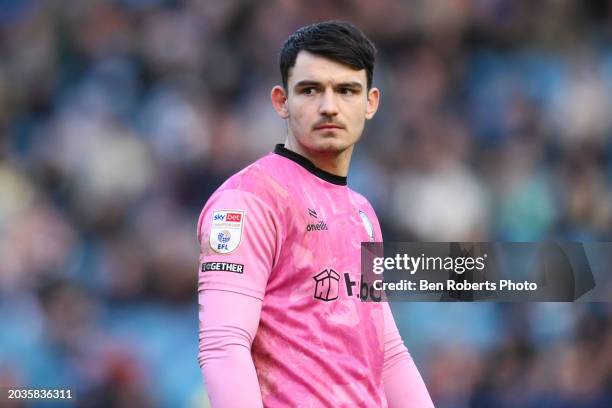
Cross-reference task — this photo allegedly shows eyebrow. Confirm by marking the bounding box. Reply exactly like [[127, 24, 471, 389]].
[[293, 80, 364, 90]]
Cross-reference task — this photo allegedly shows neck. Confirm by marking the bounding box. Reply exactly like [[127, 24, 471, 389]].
[[284, 138, 353, 177]]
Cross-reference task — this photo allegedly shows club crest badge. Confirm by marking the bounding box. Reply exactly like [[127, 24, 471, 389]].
[[359, 210, 375, 242], [209, 210, 245, 254]]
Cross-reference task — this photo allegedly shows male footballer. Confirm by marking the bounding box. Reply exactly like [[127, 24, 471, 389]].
[[197, 20, 435, 407]]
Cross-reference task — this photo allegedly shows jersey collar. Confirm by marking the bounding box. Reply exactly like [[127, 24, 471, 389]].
[[273, 144, 348, 186]]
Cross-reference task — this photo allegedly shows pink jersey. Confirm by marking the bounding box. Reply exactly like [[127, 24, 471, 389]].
[[197, 145, 426, 407]]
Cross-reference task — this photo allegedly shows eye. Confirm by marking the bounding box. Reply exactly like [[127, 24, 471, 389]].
[[339, 88, 355, 96], [301, 87, 317, 95]]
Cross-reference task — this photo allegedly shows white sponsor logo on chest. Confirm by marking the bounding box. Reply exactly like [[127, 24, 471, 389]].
[[359, 210, 375, 242]]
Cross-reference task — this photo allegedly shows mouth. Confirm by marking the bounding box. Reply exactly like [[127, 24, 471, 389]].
[[314, 124, 344, 130]]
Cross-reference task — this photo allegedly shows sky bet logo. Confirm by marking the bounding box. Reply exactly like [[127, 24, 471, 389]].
[[226, 213, 242, 222], [213, 212, 242, 222], [210, 210, 244, 254]]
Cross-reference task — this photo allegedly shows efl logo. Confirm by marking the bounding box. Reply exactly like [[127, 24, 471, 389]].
[[226, 213, 242, 222], [210, 210, 245, 254]]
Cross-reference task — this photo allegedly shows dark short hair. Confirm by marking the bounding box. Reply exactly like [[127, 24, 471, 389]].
[[279, 20, 377, 90]]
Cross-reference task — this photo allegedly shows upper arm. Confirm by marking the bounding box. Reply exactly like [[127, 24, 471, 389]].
[[198, 189, 279, 301]]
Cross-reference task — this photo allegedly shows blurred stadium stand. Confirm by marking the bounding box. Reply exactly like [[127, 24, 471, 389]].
[[0, 0, 611, 407]]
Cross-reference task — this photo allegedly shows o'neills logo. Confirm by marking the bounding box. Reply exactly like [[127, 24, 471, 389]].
[[307, 220, 328, 232]]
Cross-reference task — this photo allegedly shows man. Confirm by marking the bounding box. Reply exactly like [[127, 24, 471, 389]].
[[197, 21, 434, 407]]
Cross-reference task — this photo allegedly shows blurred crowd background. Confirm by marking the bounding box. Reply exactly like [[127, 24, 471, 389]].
[[1, 0, 611, 407]]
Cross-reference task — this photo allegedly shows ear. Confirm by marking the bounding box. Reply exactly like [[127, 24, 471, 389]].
[[365, 87, 380, 120], [271, 86, 289, 119]]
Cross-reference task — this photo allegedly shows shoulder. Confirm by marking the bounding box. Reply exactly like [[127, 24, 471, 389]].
[[197, 154, 290, 240], [215, 153, 291, 204], [348, 187, 377, 215]]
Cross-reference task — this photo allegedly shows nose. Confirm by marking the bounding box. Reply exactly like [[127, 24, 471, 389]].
[[319, 88, 338, 116]]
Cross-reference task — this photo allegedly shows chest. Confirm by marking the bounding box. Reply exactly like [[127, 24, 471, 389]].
[[288, 190, 375, 265], [268, 187, 378, 302]]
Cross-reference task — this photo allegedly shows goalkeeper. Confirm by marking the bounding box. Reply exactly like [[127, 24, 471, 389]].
[[197, 20, 434, 407]]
